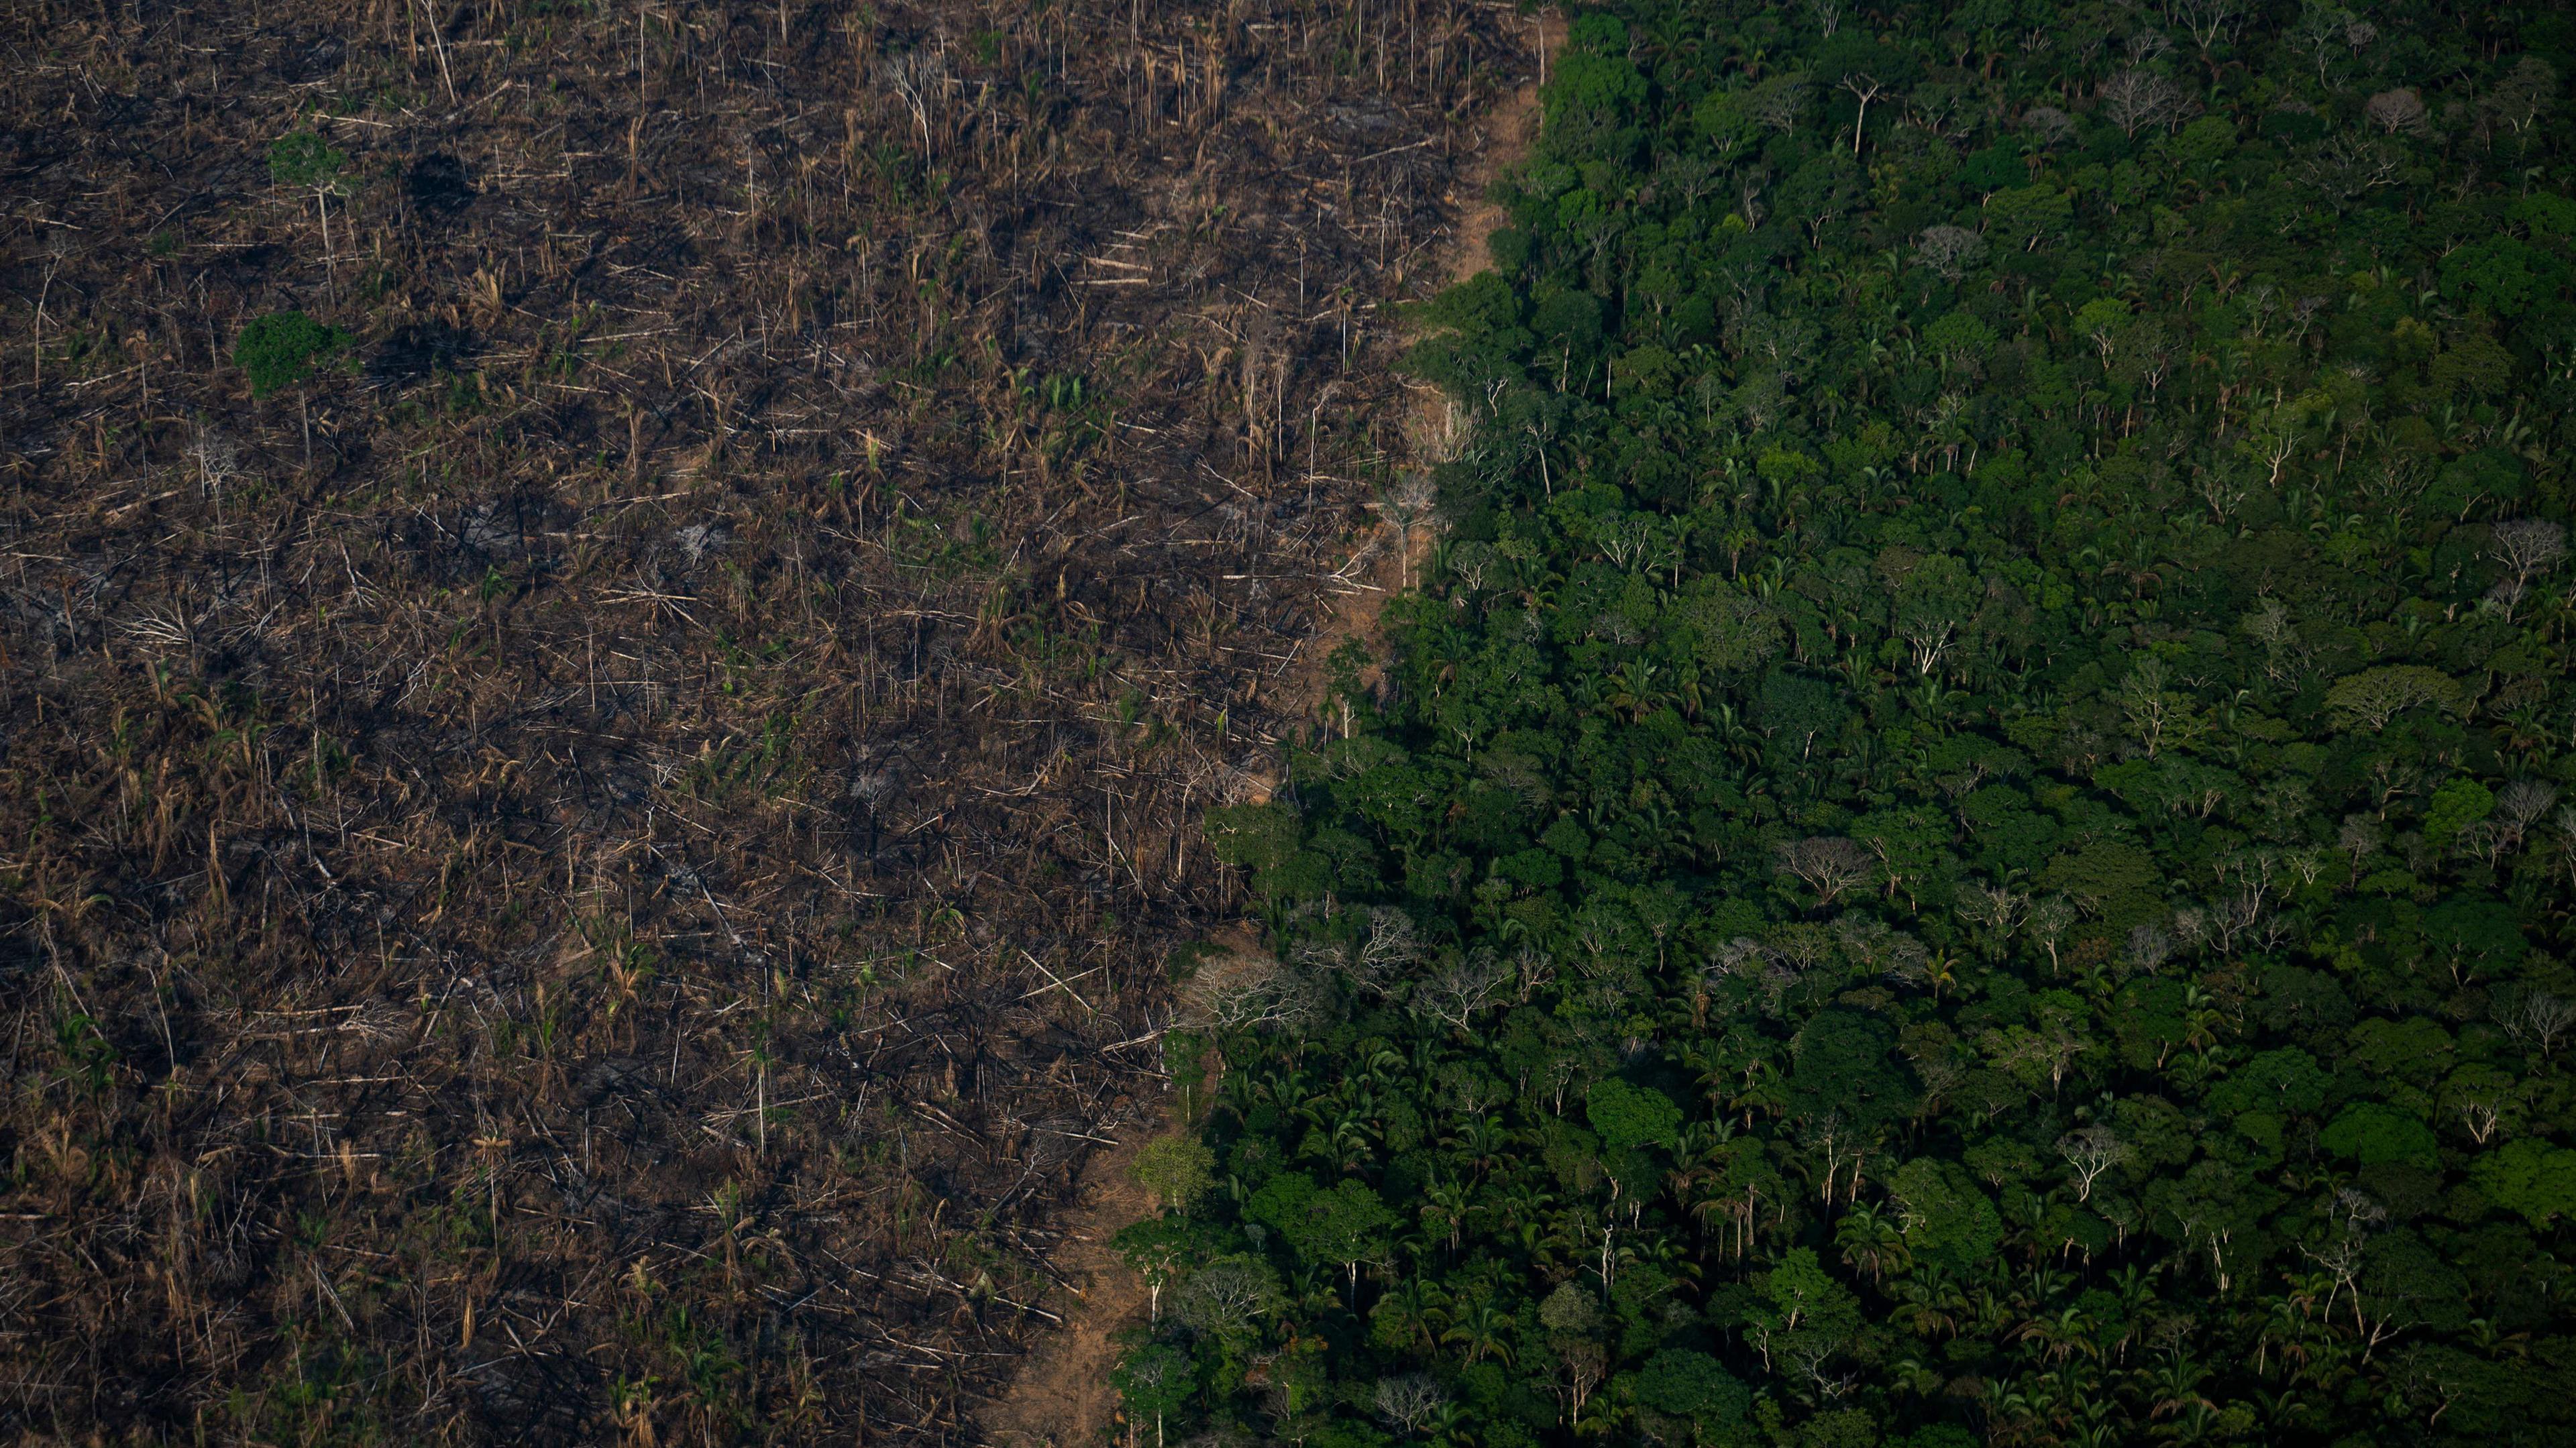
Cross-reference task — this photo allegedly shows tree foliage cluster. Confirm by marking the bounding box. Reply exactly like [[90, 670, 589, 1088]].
[[1132, 1, 2576, 1443]]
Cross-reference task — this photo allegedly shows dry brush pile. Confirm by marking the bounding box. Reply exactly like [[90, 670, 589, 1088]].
[[0, 0, 1531, 1440]]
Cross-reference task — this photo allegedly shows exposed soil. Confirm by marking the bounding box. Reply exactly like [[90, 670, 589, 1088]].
[[974, 1106, 1159, 1448], [1254, 7, 1565, 798], [975, 17, 1562, 1443], [1406, 7, 1569, 463]]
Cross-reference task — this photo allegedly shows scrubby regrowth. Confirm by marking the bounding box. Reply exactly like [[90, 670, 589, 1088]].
[[1161, 3, 2576, 1445]]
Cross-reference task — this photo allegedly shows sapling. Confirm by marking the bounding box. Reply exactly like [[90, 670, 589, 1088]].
[[234, 311, 351, 467], [268, 129, 349, 286], [234, 311, 350, 399]]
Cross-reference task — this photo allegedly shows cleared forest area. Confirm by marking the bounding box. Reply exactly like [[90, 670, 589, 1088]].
[[0, 1, 1533, 1441]]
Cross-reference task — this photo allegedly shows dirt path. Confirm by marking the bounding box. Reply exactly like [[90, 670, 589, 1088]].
[[977, 1131, 1158, 1448], [977, 17, 1561, 1445], [1260, 5, 1568, 773]]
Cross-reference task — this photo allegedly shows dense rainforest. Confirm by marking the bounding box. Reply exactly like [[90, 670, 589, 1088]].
[[1130, 1, 2576, 1444]]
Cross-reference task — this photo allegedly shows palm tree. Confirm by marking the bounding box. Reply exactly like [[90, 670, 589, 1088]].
[[1891, 1270, 1968, 1341], [1835, 1201, 1912, 1282], [1439, 1297, 1517, 1366], [1375, 1278, 1452, 1353], [1492, 1178, 1558, 1237], [2013, 1305, 2102, 1366], [1444, 1115, 1511, 1180], [2143, 1354, 2216, 1424], [1419, 1176, 1471, 1254]]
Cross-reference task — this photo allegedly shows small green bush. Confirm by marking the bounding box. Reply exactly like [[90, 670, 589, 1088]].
[[267, 130, 347, 192], [234, 311, 350, 397]]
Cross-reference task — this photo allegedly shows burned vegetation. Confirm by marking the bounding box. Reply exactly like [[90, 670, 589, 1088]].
[[0, 0, 1531, 1441]]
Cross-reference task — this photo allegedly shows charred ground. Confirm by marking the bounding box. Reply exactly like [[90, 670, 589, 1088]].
[[0, 1, 1532, 1441]]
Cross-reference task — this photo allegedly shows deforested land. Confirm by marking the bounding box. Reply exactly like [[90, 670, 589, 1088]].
[[0, 1, 1534, 1442]]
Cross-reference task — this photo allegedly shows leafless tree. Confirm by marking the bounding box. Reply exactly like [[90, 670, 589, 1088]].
[[2497, 781, 2561, 842], [2332, 1188, 2390, 1242], [2502, 990, 2576, 1059], [1511, 944, 1558, 1003], [1909, 82, 1968, 138], [2027, 897, 2077, 974], [1736, 168, 1770, 229], [2482, 57, 2560, 135], [1373, 474, 1439, 587], [2455, 1095, 2504, 1146], [2100, 68, 2184, 138], [1833, 914, 1920, 973], [1913, 223, 1990, 282], [2465, 783, 2557, 865], [2166, 0, 2244, 58], [1655, 152, 1723, 208], [1839, 72, 1886, 154], [2283, 849, 2327, 888], [2056, 1126, 2133, 1202], [1173, 1256, 1279, 1341], [2485, 520, 2567, 623], [2484, 575, 2531, 620], [2125, 924, 2176, 974], [1707, 936, 1767, 985], [2292, 3, 2356, 85], [2023, 105, 2077, 148], [1561, 1337, 1613, 1426], [1778, 1333, 1856, 1402], [2172, 905, 2210, 955], [1412, 950, 1513, 1031], [1358, 905, 1428, 986], [1997, 1018, 2088, 1092], [879, 48, 945, 154], [1746, 72, 1811, 133], [2197, 467, 2251, 523], [1707, 936, 1806, 1015], [189, 421, 241, 500], [2210, 889, 2285, 954], [2242, 596, 2304, 683], [1776, 837, 1876, 908], [1182, 951, 1324, 1033], [2116, 656, 2186, 759], [1957, 883, 2029, 949], [1373, 1374, 1447, 1434], [2300, 133, 2404, 209], [2553, 807, 2576, 892], [1901, 615, 1958, 677], [2303, 1192, 2386, 1326], [2365, 89, 2428, 135], [2455, 819, 2514, 869]]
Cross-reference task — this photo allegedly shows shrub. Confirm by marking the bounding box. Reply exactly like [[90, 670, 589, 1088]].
[[234, 311, 350, 397]]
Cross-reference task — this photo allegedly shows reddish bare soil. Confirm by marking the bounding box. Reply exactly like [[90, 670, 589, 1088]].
[[977, 1129, 1157, 1448], [1254, 8, 1566, 797], [977, 17, 1562, 1443]]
